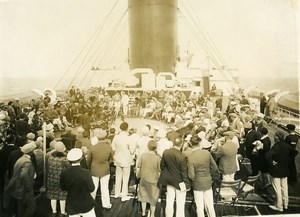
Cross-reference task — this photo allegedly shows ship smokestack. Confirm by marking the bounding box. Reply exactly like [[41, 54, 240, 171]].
[[128, 0, 178, 74]]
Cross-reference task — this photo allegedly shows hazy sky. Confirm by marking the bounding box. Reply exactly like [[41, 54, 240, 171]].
[[0, 0, 299, 89]]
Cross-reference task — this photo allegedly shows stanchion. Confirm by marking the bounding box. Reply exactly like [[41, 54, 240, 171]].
[[40, 122, 47, 194]]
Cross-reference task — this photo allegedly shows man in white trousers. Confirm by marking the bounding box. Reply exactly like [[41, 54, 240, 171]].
[[121, 91, 129, 116], [87, 129, 113, 209], [158, 137, 191, 217], [111, 122, 135, 202]]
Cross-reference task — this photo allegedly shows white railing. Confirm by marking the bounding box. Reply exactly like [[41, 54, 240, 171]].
[[269, 106, 299, 133]]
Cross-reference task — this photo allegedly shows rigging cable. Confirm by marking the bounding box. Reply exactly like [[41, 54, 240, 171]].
[[179, 1, 233, 85], [185, 1, 238, 84], [83, 12, 129, 88], [79, 9, 128, 88], [78, 9, 128, 88], [178, 8, 225, 78], [182, 0, 239, 87], [66, 0, 121, 90], [178, 8, 232, 93]]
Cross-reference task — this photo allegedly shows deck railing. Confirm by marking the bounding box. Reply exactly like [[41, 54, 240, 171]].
[[268, 106, 299, 134]]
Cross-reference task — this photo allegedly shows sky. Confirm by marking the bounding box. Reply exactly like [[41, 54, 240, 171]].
[[0, 0, 299, 91]]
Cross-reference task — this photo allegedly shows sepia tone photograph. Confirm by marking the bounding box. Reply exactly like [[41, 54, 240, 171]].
[[0, 0, 299, 216]]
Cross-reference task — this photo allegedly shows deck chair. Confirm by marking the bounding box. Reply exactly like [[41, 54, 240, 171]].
[[240, 172, 261, 200], [215, 179, 243, 216]]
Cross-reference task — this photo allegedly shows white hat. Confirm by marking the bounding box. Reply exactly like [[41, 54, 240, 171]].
[[223, 131, 235, 139], [21, 142, 36, 154], [55, 142, 66, 152], [91, 136, 99, 146], [141, 126, 150, 136], [27, 133, 35, 140], [185, 134, 192, 141], [36, 136, 43, 142], [197, 131, 206, 139], [243, 122, 253, 129], [49, 140, 57, 150], [157, 129, 167, 138], [257, 113, 265, 118], [230, 101, 237, 105], [203, 119, 210, 125], [93, 128, 107, 139], [46, 123, 54, 131], [153, 125, 160, 131], [184, 113, 192, 119], [65, 127, 73, 132], [77, 127, 84, 134], [0, 114, 6, 120], [67, 148, 83, 161]]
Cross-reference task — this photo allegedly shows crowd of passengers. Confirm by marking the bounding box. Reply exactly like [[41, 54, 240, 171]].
[[0, 86, 298, 217]]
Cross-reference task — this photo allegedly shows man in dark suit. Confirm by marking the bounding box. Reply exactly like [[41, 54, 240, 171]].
[[266, 132, 297, 212], [243, 122, 261, 175], [285, 124, 299, 184], [5, 142, 37, 217], [260, 93, 267, 114], [0, 134, 18, 214], [86, 129, 113, 209], [0, 135, 18, 193], [60, 148, 96, 217], [81, 111, 91, 138], [158, 136, 190, 217], [15, 113, 30, 146], [61, 127, 76, 150]]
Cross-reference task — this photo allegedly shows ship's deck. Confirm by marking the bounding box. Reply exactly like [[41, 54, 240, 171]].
[[31, 117, 300, 217]]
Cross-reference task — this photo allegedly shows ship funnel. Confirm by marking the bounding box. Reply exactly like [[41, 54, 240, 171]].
[[128, 0, 178, 74]]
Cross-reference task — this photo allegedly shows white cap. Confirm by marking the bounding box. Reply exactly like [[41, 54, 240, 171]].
[[67, 148, 83, 161], [197, 131, 206, 139]]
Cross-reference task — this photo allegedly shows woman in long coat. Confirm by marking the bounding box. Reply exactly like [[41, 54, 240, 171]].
[[137, 140, 161, 217], [46, 142, 69, 217]]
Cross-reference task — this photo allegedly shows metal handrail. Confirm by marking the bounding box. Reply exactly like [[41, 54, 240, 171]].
[[268, 106, 299, 134]]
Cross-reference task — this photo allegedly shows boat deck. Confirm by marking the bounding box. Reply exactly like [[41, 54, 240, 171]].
[[34, 183, 300, 217], [8, 117, 300, 217]]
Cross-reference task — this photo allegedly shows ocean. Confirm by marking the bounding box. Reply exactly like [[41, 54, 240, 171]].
[[239, 77, 299, 93], [0, 76, 298, 102], [0, 76, 62, 101]]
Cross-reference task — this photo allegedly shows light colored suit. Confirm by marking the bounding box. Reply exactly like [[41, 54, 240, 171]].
[[86, 140, 113, 208], [214, 140, 238, 177], [188, 148, 219, 217]]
